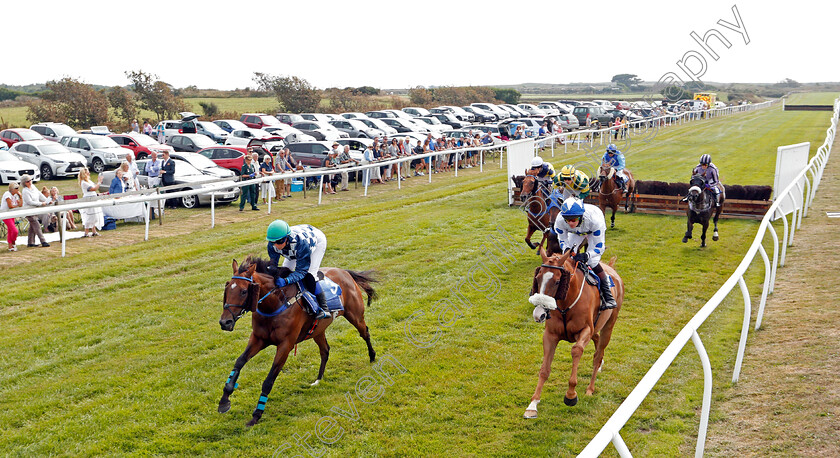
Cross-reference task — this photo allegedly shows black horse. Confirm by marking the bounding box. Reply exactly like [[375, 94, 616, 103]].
[[682, 174, 724, 247]]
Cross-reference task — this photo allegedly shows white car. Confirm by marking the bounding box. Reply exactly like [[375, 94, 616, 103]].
[[30, 122, 77, 142], [592, 99, 615, 109], [300, 113, 334, 123], [0, 149, 40, 184], [414, 117, 453, 133], [291, 121, 349, 141], [537, 104, 560, 116], [262, 125, 317, 144], [358, 118, 398, 136], [382, 109, 414, 120], [10, 140, 87, 180], [380, 118, 431, 134], [169, 152, 236, 178], [340, 112, 369, 120], [471, 103, 510, 120], [517, 103, 547, 117], [225, 128, 280, 147], [402, 107, 431, 117]]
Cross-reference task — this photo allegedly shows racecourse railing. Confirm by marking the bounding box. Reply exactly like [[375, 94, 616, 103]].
[[0, 99, 776, 258], [579, 96, 839, 458]]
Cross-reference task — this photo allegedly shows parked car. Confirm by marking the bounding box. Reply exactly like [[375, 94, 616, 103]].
[[166, 133, 218, 153], [224, 128, 281, 148], [402, 107, 431, 117], [340, 112, 369, 120], [329, 119, 383, 138], [59, 134, 125, 173], [0, 149, 40, 184], [537, 103, 560, 116], [169, 152, 236, 178], [99, 159, 240, 208], [297, 113, 331, 123], [358, 118, 398, 136], [539, 101, 570, 114], [517, 104, 547, 117], [262, 125, 317, 143], [286, 141, 334, 167], [30, 123, 77, 142], [611, 101, 631, 110], [213, 119, 250, 133], [240, 113, 284, 129], [501, 104, 530, 117], [9, 140, 86, 180], [382, 109, 414, 120], [414, 116, 453, 133], [592, 100, 615, 109], [437, 106, 475, 122], [558, 100, 581, 107], [471, 103, 509, 120], [276, 113, 305, 126], [497, 105, 522, 119], [379, 118, 430, 134], [196, 121, 229, 143], [153, 119, 187, 140], [291, 121, 349, 141], [1, 128, 44, 148], [461, 106, 496, 123], [572, 105, 613, 127], [197, 146, 248, 174], [364, 110, 396, 119], [109, 132, 174, 160], [335, 138, 374, 154], [431, 113, 469, 129], [556, 113, 581, 131]]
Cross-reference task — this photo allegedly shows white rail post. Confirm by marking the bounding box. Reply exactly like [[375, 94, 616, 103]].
[[480, 149, 483, 173], [211, 193, 215, 228], [60, 212, 66, 257], [692, 330, 713, 458], [755, 243, 771, 330], [778, 208, 789, 266], [768, 223, 779, 293], [267, 181, 272, 214], [318, 175, 324, 205], [732, 276, 752, 383], [145, 202, 151, 240]]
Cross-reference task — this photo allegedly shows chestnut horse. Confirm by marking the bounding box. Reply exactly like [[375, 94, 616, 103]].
[[682, 174, 724, 247], [597, 164, 636, 228], [218, 256, 377, 426], [517, 174, 562, 252], [524, 246, 623, 418]]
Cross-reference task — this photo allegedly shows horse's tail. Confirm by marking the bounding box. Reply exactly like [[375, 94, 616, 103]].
[[348, 270, 378, 307], [608, 256, 617, 268]]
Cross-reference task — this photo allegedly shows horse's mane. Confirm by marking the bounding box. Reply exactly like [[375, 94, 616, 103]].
[[240, 255, 292, 278]]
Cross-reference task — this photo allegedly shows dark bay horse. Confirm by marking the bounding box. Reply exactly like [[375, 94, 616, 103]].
[[524, 246, 623, 418], [597, 164, 636, 228], [682, 174, 724, 247], [517, 174, 561, 252], [218, 256, 377, 426]]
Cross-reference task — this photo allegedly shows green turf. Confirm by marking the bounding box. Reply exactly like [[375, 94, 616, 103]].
[[1, 93, 837, 456]]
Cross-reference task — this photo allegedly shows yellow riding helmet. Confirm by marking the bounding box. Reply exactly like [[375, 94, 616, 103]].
[[559, 165, 576, 180]]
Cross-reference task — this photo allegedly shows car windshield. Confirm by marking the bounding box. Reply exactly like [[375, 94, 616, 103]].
[[199, 122, 226, 134], [182, 154, 217, 169], [50, 125, 76, 136], [259, 116, 282, 126], [39, 143, 73, 155], [192, 135, 217, 147], [19, 130, 43, 141], [89, 137, 120, 148], [129, 134, 158, 146], [174, 161, 204, 177], [347, 120, 367, 130], [0, 150, 17, 161]]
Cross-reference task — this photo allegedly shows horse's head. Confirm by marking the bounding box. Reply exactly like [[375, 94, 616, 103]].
[[599, 165, 614, 181], [221, 259, 259, 331], [528, 246, 574, 318], [520, 175, 537, 201], [687, 174, 706, 201]]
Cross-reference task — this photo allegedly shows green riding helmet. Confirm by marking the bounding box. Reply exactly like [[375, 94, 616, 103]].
[[266, 220, 291, 242]]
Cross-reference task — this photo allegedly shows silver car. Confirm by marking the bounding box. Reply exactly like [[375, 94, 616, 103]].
[[60, 134, 125, 173]]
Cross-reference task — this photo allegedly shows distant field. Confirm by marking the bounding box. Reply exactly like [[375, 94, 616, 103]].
[[785, 92, 838, 104]]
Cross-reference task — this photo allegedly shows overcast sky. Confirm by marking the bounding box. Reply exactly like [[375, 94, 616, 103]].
[[4, 0, 837, 90]]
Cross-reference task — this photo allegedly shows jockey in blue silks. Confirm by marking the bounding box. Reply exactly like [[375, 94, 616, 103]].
[[601, 144, 627, 191], [266, 220, 330, 319]]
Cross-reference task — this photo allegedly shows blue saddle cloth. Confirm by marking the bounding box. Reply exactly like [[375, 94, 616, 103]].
[[580, 264, 614, 289], [298, 277, 344, 312]]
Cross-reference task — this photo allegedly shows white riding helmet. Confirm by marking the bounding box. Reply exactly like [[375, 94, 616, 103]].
[[531, 157, 544, 168]]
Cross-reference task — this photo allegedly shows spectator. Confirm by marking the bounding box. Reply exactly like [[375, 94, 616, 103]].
[[377, 143, 390, 182], [338, 145, 358, 191], [259, 154, 276, 203], [131, 119, 140, 133], [125, 152, 140, 186], [48, 187, 76, 231], [324, 150, 339, 194], [146, 151, 162, 188], [388, 139, 404, 181], [143, 121, 153, 137], [411, 139, 426, 176], [109, 169, 128, 195], [118, 161, 137, 191], [613, 116, 622, 140], [20, 174, 51, 247], [2, 182, 22, 251], [156, 122, 166, 144], [239, 153, 259, 211], [78, 168, 103, 237], [621, 116, 628, 139], [275, 148, 296, 198], [362, 143, 381, 186], [160, 150, 176, 208]]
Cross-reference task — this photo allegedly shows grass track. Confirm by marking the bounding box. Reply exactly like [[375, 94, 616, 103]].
[[1, 93, 837, 456]]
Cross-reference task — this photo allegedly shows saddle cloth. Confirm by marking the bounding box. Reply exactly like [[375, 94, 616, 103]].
[[298, 276, 344, 313], [581, 265, 615, 288]]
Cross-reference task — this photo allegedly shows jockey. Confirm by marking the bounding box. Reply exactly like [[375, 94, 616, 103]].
[[266, 220, 330, 319], [602, 144, 628, 191], [692, 154, 724, 207], [547, 197, 617, 309], [529, 157, 559, 188], [558, 164, 591, 200]]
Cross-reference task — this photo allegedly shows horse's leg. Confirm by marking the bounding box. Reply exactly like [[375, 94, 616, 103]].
[[683, 214, 693, 243], [712, 207, 722, 241], [587, 311, 616, 396], [218, 337, 267, 414], [610, 206, 616, 229], [524, 330, 560, 418], [525, 223, 537, 250], [342, 298, 376, 363], [700, 218, 709, 248], [565, 327, 593, 406], [247, 343, 293, 427], [311, 332, 330, 386]]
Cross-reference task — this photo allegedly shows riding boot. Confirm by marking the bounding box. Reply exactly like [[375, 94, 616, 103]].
[[596, 271, 618, 309], [314, 292, 331, 319]]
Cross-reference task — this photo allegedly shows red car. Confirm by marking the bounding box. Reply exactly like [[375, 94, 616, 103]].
[[1, 128, 44, 148], [197, 146, 248, 174], [109, 133, 174, 160], [240, 113, 284, 129]]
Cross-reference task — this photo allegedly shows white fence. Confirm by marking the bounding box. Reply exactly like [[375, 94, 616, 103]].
[[579, 97, 840, 457], [0, 100, 776, 258]]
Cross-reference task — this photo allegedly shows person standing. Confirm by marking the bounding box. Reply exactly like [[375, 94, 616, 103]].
[[337, 145, 357, 191], [20, 174, 52, 247], [239, 154, 259, 211], [146, 151, 162, 188], [131, 119, 140, 133], [156, 122, 166, 144], [2, 182, 22, 251], [143, 121, 153, 137], [78, 168, 103, 237], [259, 154, 275, 203], [160, 150, 176, 208]]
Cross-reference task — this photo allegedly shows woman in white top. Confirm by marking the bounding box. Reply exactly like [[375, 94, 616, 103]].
[[119, 161, 138, 191], [78, 168, 104, 237], [1, 182, 22, 251]]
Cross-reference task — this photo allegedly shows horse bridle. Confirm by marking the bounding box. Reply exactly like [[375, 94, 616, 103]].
[[539, 260, 588, 341], [224, 274, 304, 322]]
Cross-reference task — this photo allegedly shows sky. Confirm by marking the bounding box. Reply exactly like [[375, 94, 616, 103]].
[[4, 0, 838, 90]]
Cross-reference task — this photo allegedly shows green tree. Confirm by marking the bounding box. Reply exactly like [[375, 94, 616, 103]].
[[107, 86, 137, 123], [0, 87, 22, 102], [408, 86, 434, 106], [125, 70, 188, 121], [493, 88, 521, 104], [26, 77, 109, 128], [253, 72, 321, 113], [198, 101, 219, 117]]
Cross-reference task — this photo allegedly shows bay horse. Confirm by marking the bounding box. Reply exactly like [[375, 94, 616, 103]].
[[517, 173, 562, 253], [682, 174, 724, 247], [218, 256, 377, 426], [524, 245, 623, 418], [597, 164, 636, 228]]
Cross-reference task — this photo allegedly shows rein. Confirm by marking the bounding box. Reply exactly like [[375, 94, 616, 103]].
[[226, 274, 303, 319], [540, 261, 587, 341]]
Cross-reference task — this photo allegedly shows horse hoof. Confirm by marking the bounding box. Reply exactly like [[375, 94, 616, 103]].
[[246, 417, 260, 427], [524, 409, 538, 419], [310, 379, 320, 387], [525, 241, 536, 250], [701, 242, 706, 248], [682, 237, 688, 243], [564, 396, 578, 407], [218, 401, 231, 414], [713, 235, 719, 241]]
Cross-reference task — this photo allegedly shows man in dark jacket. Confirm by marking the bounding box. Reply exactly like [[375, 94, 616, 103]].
[[239, 153, 259, 211], [160, 151, 177, 208]]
